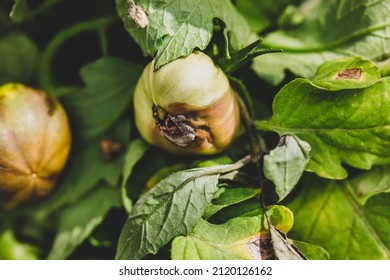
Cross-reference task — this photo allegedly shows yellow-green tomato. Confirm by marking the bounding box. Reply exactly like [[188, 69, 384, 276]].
[[134, 51, 240, 155], [0, 83, 71, 208]]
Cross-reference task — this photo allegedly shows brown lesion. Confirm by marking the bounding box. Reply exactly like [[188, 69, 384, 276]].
[[152, 105, 207, 148], [335, 68, 362, 79], [151, 87, 240, 155], [246, 231, 276, 260]]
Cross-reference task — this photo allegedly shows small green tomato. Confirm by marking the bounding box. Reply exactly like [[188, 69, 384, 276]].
[[134, 51, 240, 155]]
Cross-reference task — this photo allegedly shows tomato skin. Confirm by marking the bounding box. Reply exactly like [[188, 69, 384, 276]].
[[0, 83, 71, 208], [134, 51, 240, 155]]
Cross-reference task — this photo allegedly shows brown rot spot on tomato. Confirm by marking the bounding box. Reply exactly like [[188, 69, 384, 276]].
[[134, 51, 240, 155], [152, 105, 198, 148], [335, 68, 362, 79]]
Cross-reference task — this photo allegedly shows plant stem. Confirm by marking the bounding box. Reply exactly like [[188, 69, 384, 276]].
[[38, 16, 117, 95], [234, 90, 268, 214], [235, 88, 276, 260]]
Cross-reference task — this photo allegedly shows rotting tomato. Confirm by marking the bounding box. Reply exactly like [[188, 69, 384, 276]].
[[133, 51, 240, 155]]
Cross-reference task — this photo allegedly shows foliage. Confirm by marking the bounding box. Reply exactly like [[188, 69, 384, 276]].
[[0, 0, 389, 260]]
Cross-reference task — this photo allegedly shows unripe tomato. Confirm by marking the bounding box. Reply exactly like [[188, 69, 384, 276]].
[[134, 51, 240, 155], [0, 83, 71, 208]]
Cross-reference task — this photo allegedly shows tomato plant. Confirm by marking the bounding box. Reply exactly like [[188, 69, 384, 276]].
[[0, 0, 389, 260]]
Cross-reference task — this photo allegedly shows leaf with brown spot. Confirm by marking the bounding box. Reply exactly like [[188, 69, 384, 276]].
[[311, 57, 381, 90], [171, 205, 294, 260], [257, 74, 390, 179]]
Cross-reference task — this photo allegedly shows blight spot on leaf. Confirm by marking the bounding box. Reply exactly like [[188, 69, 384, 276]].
[[246, 235, 261, 260], [128, 0, 148, 28], [246, 232, 275, 260], [335, 68, 362, 80]]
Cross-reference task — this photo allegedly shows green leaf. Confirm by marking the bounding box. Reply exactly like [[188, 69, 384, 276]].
[[0, 229, 39, 260], [115, 158, 250, 260], [116, 170, 219, 260], [115, 0, 253, 69], [288, 175, 390, 259], [311, 57, 382, 90], [349, 166, 390, 204], [235, 0, 296, 33], [253, 0, 390, 85], [263, 134, 311, 202], [121, 138, 149, 213], [171, 205, 293, 260], [257, 77, 390, 179], [146, 163, 188, 190], [171, 217, 262, 260], [33, 119, 130, 217], [0, 33, 38, 84], [47, 184, 121, 260], [9, 0, 29, 23], [204, 187, 260, 219], [32, 57, 137, 216], [292, 240, 330, 260], [61, 56, 142, 143], [210, 199, 261, 223], [266, 205, 294, 234], [217, 39, 280, 74], [9, 0, 61, 23]]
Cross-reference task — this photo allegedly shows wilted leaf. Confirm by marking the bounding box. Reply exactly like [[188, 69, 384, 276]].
[[288, 175, 390, 259], [171, 205, 293, 260], [115, 0, 253, 69], [257, 76, 390, 179], [269, 225, 306, 260], [47, 184, 121, 259], [263, 134, 311, 201], [115, 158, 250, 260], [253, 0, 390, 85]]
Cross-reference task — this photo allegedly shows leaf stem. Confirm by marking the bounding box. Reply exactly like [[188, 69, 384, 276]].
[[261, 22, 390, 53], [32, 0, 62, 17], [38, 16, 117, 95], [229, 77, 255, 118], [201, 155, 252, 176]]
